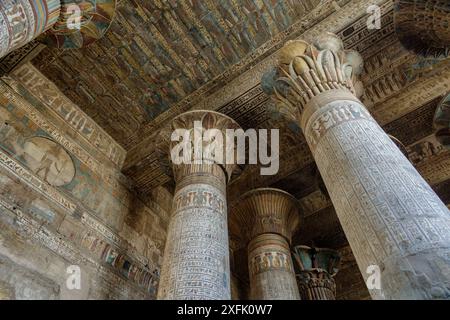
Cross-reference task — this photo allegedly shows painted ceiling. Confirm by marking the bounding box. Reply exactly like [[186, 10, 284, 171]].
[[32, 0, 322, 146]]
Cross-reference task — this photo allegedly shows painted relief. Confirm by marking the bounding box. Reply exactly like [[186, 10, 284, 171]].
[[0, 104, 75, 187], [10, 64, 126, 168], [299, 190, 332, 216], [249, 251, 292, 276], [0, 86, 126, 229], [0, 0, 60, 58], [22, 137, 75, 187], [434, 93, 450, 149], [0, 166, 64, 225]]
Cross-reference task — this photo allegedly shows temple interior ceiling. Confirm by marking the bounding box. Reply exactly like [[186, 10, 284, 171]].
[[31, 0, 324, 146], [16, 0, 448, 218]]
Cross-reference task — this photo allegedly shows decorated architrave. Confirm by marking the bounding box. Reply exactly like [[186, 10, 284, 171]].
[[394, 0, 450, 56]]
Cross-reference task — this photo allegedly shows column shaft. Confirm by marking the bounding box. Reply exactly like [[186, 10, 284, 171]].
[[158, 164, 230, 299], [304, 92, 450, 299], [248, 233, 299, 300], [0, 0, 60, 58]]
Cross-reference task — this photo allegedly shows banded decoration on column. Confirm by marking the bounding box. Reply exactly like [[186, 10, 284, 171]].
[[394, 0, 450, 56], [263, 33, 450, 299], [230, 188, 301, 300], [157, 110, 240, 300], [0, 0, 60, 58], [292, 246, 340, 300]]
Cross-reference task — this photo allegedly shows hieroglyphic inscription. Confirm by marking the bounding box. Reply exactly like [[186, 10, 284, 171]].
[[158, 183, 230, 300], [308, 99, 450, 299], [305, 101, 374, 150]]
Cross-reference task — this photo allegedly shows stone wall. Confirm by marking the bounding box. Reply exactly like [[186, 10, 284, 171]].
[[0, 66, 171, 299]]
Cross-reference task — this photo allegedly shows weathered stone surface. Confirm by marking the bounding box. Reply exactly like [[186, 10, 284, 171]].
[[0, 255, 59, 300], [0, 69, 170, 300], [268, 35, 450, 299]]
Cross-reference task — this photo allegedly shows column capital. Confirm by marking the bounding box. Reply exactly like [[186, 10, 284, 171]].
[[389, 134, 409, 158], [229, 188, 301, 243], [158, 110, 241, 183], [434, 92, 450, 149], [292, 245, 341, 300], [41, 0, 116, 49], [262, 33, 364, 130], [394, 0, 450, 56], [292, 245, 340, 276]]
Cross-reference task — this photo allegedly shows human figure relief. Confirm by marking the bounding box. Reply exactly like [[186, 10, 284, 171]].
[[35, 143, 63, 182]]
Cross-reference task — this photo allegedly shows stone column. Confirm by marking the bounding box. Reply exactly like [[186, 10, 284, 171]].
[[230, 188, 301, 300], [292, 246, 340, 300], [394, 0, 450, 56], [0, 0, 61, 58], [0, 0, 116, 58], [157, 110, 240, 300], [264, 33, 450, 299]]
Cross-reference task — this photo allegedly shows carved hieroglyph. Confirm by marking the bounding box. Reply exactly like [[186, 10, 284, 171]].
[[157, 111, 240, 300], [267, 34, 450, 299], [9, 63, 126, 168], [230, 188, 301, 300]]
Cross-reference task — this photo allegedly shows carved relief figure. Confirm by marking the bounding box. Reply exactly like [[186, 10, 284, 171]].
[[22, 137, 75, 187]]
